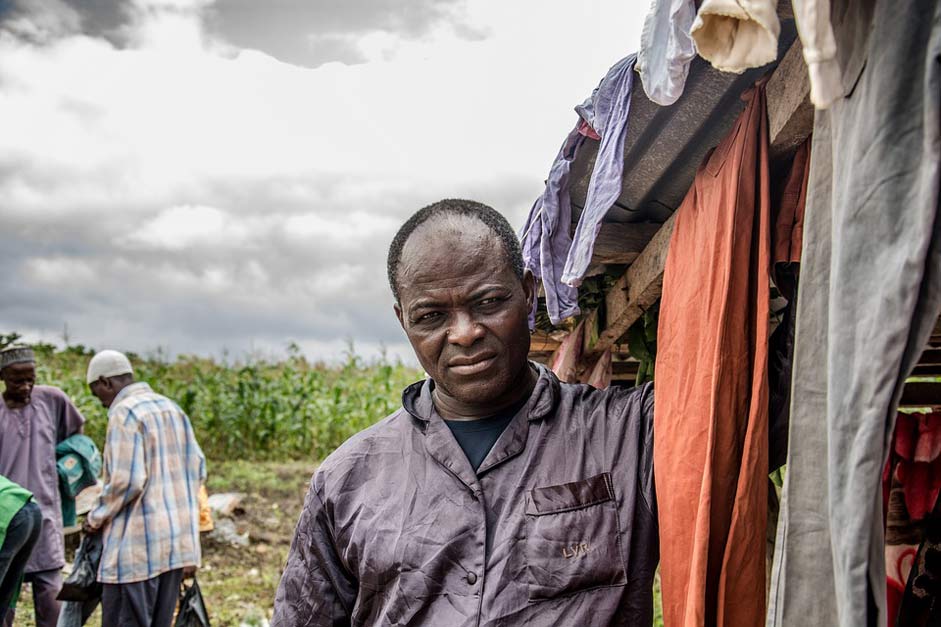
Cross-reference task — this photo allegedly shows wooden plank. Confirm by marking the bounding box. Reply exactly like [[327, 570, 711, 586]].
[[919, 348, 941, 366], [612, 360, 640, 375], [767, 38, 813, 160], [901, 382, 941, 407], [579, 38, 812, 354], [588, 222, 662, 265], [529, 352, 554, 366], [586, 212, 676, 356], [529, 331, 561, 353], [912, 364, 941, 377]]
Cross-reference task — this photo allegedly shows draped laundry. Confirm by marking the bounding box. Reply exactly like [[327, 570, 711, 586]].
[[654, 80, 771, 627]]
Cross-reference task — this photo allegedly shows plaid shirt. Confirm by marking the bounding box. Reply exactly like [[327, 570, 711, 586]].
[[87, 382, 206, 583]]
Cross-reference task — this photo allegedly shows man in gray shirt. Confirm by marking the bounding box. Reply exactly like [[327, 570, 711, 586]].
[[0, 346, 85, 627], [273, 200, 657, 626]]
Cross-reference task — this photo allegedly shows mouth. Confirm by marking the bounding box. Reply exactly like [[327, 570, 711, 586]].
[[447, 353, 497, 376]]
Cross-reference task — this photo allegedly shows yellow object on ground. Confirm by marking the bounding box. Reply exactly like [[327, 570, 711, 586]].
[[198, 485, 213, 532]]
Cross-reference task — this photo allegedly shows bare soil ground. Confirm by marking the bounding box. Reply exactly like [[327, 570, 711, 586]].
[[15, 460, 315, 627]]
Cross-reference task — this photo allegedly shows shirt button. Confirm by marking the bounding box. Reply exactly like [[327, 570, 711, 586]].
[[466, 572, 478, 585]]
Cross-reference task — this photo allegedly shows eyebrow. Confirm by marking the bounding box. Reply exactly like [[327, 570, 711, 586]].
[[406, 285, 511, 315]]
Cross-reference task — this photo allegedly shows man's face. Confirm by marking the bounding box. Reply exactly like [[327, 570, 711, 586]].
[[394, 221, 535, 408], [1, 362, 36, 404], [89, 378, 118, 409]]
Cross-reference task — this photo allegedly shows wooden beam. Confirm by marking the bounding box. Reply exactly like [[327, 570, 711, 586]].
[[612, 360, 640, 375], [586, 212, 676, 356], [529, 331, 561, 353], [919, 348, 941, 366], [587, 222, 662, 265], [767, 38, 813, 160], [529, 352, 554, 366], [911, 364, 941, 377]]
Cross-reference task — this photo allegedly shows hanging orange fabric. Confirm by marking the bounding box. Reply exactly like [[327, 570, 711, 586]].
[[772, 138, 809, 267], [654, 81, 771, 627]]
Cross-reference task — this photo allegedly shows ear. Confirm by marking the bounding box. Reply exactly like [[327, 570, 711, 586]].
[[394, 302, 406, 331], [522, 269, 537, 312]]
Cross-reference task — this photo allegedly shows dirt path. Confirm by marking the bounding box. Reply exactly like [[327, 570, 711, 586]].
[[14, 460, 315, 627]]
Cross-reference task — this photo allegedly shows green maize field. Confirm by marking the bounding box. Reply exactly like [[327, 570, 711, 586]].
[[11, 336, 424, 461]]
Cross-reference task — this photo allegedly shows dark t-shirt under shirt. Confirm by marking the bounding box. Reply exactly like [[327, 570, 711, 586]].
[[444, 401, 526, 471]]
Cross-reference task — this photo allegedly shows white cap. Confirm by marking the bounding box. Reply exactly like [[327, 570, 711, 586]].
[[86, 350, 134, 384]]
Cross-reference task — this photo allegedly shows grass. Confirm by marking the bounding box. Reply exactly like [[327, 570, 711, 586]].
[[198, 460, 317, 626], [23, 339, 424, 462]]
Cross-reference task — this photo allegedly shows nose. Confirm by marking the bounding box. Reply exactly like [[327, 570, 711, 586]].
[[447, 311, 485, 347]]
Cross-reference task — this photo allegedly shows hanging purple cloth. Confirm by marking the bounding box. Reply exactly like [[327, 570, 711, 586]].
[[563, 53, 637, 287], [520, 126, 584, 325], [520, 54, 637, 326]]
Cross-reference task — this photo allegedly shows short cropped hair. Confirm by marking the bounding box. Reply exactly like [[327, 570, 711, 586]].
[[387, 199, 525, 303]]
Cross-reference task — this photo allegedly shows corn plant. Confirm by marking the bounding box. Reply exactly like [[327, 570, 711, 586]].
[[27, 340, 423, 462]]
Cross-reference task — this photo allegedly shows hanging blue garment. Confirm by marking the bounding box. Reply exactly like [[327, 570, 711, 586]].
[[563, 54, 637, 287], [520, 126, 584, 326], [520, 54, 637, 326]]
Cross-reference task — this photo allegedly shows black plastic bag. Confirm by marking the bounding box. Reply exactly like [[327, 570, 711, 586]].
[[174, 578, 210, 627], [57, 533, 103, 602], [57, 598, 100, 627]]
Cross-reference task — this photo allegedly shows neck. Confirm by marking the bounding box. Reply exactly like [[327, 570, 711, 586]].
[[108, 379, 136, 406], [433, 364, 538, 421]]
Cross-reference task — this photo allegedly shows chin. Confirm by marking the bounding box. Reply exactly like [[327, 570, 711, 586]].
[[446, 373, 513, 405]]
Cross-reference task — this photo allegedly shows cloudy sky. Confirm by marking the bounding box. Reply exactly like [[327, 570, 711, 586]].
[[0, 0, 646, 363]]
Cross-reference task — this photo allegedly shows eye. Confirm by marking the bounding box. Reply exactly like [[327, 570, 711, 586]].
[[478, 296, 507, 308], [413, 311, 443, 324]]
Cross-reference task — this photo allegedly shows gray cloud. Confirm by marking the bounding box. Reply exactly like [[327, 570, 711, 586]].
[[0, 0, 127, 44], [205, 0, 486, 67], [0, 0, 485, 67], [0, 169, 532, 361], [0, 0, 551, 363]]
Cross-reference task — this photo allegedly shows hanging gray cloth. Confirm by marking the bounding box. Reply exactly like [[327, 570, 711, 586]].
[[768, 1, 941, 626]]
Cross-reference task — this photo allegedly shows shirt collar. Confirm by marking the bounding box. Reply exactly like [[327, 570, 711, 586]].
[[401, 361, 560, 426], [111, 381, 152, 408]]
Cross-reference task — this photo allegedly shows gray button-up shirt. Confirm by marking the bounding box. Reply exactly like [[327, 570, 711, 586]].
[[273, 365, 657, 626]]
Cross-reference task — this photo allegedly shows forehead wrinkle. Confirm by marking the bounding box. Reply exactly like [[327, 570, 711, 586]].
[[398, 221, 503, 289]]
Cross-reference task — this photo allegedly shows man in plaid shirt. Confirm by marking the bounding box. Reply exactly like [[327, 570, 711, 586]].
[[83, 350, 206, 627]]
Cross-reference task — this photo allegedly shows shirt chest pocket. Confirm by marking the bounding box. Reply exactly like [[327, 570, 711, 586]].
[[522, 472, 627, 601]]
